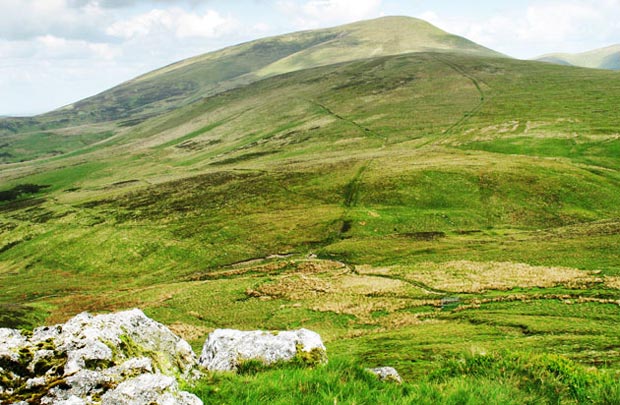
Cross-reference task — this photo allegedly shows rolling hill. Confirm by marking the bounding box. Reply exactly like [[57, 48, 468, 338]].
[[0, 16, 503, 165], [536, 44, 620, 70], [1, 17, 620, 404]]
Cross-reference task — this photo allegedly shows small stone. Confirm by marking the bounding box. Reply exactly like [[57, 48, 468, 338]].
[[199, 328, 327, 371], [366, 366, 403, 383]]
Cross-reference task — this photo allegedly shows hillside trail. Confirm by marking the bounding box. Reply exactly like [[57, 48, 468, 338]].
[[434, 55, 486, 136], [307, 99, 388, 147], [305, 99, 387, 238], [361, 272, 447, 295], [278, 61, 485, 248]]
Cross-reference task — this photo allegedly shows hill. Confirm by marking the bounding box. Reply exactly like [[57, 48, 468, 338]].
[[536, 44, 620, 70], [0, 16, 503, 165], [1, 19, 620, 403]]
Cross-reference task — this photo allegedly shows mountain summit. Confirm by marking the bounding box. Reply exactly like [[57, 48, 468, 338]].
[[247, 16, 504, 77], [41, 16, 503, 126]]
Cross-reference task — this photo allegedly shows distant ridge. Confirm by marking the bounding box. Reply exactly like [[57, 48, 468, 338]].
[[535, 44, 620, 70]]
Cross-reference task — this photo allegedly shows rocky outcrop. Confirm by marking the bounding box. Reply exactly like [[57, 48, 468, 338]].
[[199, 328, 327, 372], [0, 309, 201, 405], [1, 310, 331, 403], [365, 366, 403, 383]]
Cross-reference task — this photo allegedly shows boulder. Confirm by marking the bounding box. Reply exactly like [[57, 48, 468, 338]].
[[0, 309, 202, 405], [199, 328, 327, 372], [101, 373, 202, 405], [365, 366, 403, 383]]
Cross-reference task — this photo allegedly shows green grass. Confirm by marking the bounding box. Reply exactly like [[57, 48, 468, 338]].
[[1, 44, 620, 402], [0, 130, 114, 163], [187, 354, 620, 404], [154, 120, 228, 150]]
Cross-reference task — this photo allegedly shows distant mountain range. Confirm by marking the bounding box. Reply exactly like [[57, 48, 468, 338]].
[[535, 44, 620, 70]]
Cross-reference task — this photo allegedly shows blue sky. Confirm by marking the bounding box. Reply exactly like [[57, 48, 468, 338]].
[[1, 0, 619, 116]]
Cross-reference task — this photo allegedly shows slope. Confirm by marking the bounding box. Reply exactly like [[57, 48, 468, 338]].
[[52, 16, 504, 124], [0, 16, 504, 164], [2, 50, 620, 392], [536, 44, 620, 70]]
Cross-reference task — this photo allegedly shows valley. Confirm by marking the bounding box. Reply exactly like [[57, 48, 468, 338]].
[[1, 16, 620, 403]]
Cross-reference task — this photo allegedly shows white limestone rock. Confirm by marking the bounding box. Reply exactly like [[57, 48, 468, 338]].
[[33, 309, 198, 378], [25, 376, 46, 389], [0, 309, 202, 405], [101, 373, 202, 405], [55, 395, 87, 405], [199, 328, 327, 371], [365, 366, 403, 383], [0, 328, 28, 363]]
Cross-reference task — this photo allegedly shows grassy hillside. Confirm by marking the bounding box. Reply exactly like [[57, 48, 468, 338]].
[[60, 16, 502, 124], [536, 44, 620, 70], [0, 16, 502, 165], [188, 354, 620, 404], [1, 44, 620, 400]]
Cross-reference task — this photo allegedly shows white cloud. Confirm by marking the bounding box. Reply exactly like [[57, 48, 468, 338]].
[[35, 35, 120, 60], [0, 0, 110, 41], [0, 35, 118, 61], [419, 0, 620, 58], [175, 9, 238, 38], [0, 2, 259, 115], [106, 8, 238, 39], [68, 0, 207, 8], [520, 2, 603, 42], [278, 0, 382, 29]]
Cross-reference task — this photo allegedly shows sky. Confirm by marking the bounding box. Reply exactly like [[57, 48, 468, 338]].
[[1, 0, 620, 116]]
